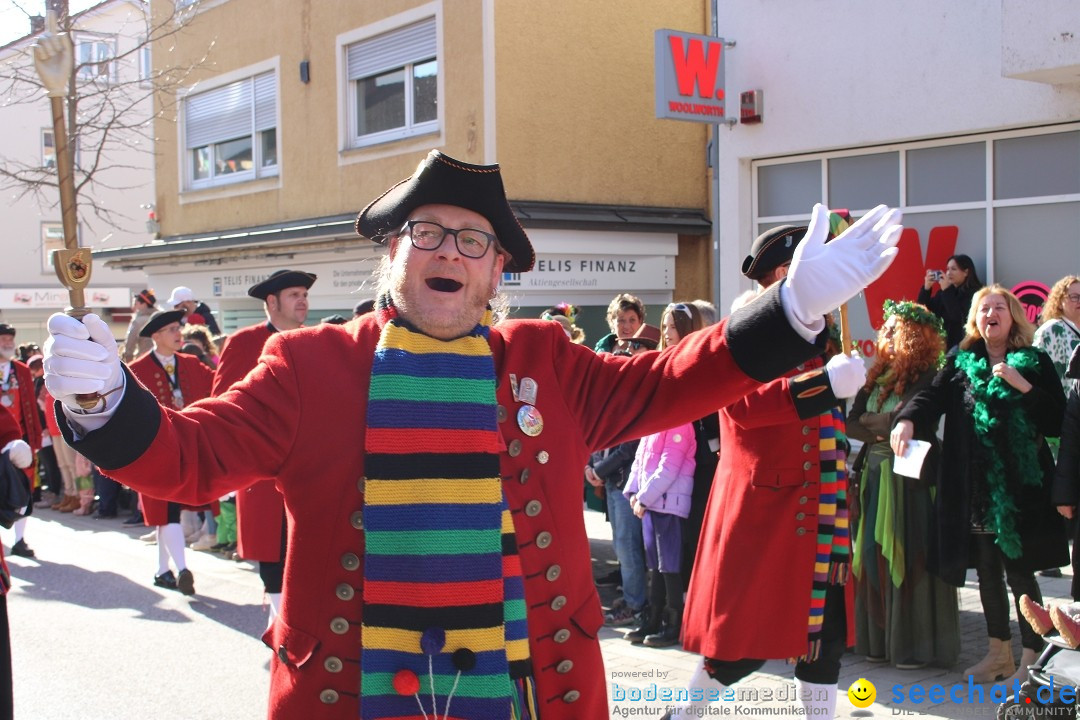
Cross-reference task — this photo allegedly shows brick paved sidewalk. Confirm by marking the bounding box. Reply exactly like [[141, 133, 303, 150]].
[[586, 509, 1074, 719]]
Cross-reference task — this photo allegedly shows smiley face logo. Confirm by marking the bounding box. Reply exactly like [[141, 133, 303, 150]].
[[848, 678, 876, 709]]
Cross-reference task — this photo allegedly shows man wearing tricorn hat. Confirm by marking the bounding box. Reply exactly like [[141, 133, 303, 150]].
[[128, 309, 214, 595], [675, 225, 869, 720], [212, 269, 316, 627], [44, 150, 902, 719]]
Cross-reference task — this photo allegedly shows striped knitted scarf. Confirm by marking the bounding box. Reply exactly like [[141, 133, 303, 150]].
[[801, 407, 850, 662], [361, 296, 534, 720]]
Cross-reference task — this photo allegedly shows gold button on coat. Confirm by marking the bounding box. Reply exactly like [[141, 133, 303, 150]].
[[802, 426, 810, 435], [497, 405, 508, 423], [553, 628, 571, 643], [324, 657, 343, 673], [519, 468, 530, 484], [341, 552, 360, 571], [535, 531, 552, 549], [796, 527, 806, 536], [320, 689, 339, 704], [556, 659, 574, 673], [525, 500, 542, 517], [336, 583, 355, 601], [508, 439, 523, 457], [330, 617, 349, 634], [546, 565, 561, 581], [550, 595, 566, 611], [802, 444, 811, 452], [803, 461, 812, 471], [350, 511, 363, 530], [563, 690, 580, 703], [799, 496, 808, 505]]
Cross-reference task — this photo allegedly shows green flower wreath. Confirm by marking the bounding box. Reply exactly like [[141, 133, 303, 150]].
[[883, 299, 946, 339], [954, 347, 1042, 558]]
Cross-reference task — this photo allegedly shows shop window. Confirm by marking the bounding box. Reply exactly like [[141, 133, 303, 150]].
[[346, 17, 438, 148], [828, 152, 899, 210], [907, 143, 985, 206], [183, 69, 277, 189], [757, 161, 821, 217], [994, 202, 1080, 290], [995, 132, 1080, 200]]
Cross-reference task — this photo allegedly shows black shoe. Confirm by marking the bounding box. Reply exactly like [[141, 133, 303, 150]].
[[643, 607, 682, 648], [10, 540, 35, 558], [625, 605, 662, 644], [123, 512, 144, 526], [176, 568, 195, 596], [594, 568, 622, 587], [1040, 568, 1063, 578], [154, 570, 178, 590]]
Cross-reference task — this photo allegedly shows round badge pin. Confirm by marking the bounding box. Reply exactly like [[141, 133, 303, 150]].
[[0, 395, 10, 407], [517, 405, 544, 437]]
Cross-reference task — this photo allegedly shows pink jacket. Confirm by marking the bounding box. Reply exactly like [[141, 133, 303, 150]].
[[623, 423, 696, 518]]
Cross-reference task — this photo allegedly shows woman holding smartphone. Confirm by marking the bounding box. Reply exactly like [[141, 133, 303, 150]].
[[917, 254, 983, 350]]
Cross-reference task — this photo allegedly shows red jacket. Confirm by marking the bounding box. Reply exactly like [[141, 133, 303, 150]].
[[3, 360, 41, 453], [64, 285, 820, 720], [129, 351, 214, 525], [0, 406, 19, 596], [682, 357, 856, 661], [213, 322, 284, 561]]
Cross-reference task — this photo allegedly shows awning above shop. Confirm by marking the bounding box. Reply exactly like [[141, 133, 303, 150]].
[[96, 202, 711, 271]]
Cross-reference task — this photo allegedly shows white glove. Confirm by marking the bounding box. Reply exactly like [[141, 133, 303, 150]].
[[786, 204, 903, 328], [824, 352, 866, 400], [43, 313, 123, 413], [1, 440, 32, 469]]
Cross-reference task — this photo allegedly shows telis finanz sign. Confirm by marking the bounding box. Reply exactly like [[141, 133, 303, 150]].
[[655, 29, 730, 123]]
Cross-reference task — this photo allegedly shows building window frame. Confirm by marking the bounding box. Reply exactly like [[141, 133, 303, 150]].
[[338, 4, 442, 152], [179, 59, 279, 192], [75, 33, 116, 84], [41, 129, 55, 169]]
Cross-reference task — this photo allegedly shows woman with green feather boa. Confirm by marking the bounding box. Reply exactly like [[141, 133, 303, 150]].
[[848, 300, 960, 671], [892, 285, 1068, 686]]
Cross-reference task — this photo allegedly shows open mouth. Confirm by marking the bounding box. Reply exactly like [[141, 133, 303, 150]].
[[426, 277, 463, 293]]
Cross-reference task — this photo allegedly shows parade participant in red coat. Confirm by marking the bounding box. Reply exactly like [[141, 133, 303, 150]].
[[45, 150, 902, 720], [0, 324, 42, 559], [212, 269, 316, 626], [128, 310, 214, 595], [0, 404, 33, 720], [676, 225, 869, 720]]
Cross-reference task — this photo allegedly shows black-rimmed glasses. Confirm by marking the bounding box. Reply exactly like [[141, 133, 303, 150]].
[[400, 220, 497, 259]]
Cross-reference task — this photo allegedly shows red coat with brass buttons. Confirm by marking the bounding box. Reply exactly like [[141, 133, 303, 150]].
[[212, 322, 286, 561], [681, 357, 857, 662], [128, 351, 214, 526], [62, 284, 822, 719]]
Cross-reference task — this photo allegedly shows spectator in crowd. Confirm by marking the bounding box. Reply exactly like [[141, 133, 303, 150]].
[[541, 303, 585, 344], [1053, 342, 1080, 601], [624, 311, 701, 648], [1034, 274, 1080, 393], [353, 298, 376, 317], [182, 325, 220, 368], [123, 289, 157, 363], [594, 293, 645, 354], [847, 300, 959, 670], [917, 254, 982, 350], [892, 285, 1067, 684], [691, 299, 718, 327], [166, 286, 221, 336]]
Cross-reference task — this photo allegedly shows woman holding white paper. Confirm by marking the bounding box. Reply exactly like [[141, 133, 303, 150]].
[[891, 286, 1067, 685], [848, 300, 958, 670]]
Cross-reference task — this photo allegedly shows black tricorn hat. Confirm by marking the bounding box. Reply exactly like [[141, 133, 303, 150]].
[[139, 309, 185, 338], [248, 270, 317, 300], [741, 225, 807, 280], [0, 323, 13, 337], [354, 150, 535, 273]]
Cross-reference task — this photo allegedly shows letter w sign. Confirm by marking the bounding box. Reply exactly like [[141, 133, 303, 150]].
[[655, 29, 728, 123]]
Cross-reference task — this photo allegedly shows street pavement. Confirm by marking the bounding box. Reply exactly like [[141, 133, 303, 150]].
[[2, 507, 1072, 719]]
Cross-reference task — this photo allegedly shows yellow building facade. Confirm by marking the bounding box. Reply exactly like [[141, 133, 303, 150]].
[[106, 0, 714, 340]]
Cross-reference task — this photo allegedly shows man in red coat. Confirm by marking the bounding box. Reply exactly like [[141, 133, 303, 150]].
[[675, 226, 868, 720], [0, 405, 34, 719], [128, 310, 214, 595], [44, 150, 902, 720], [0, 324, 42, 559], [212, 269, 316, 626]]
